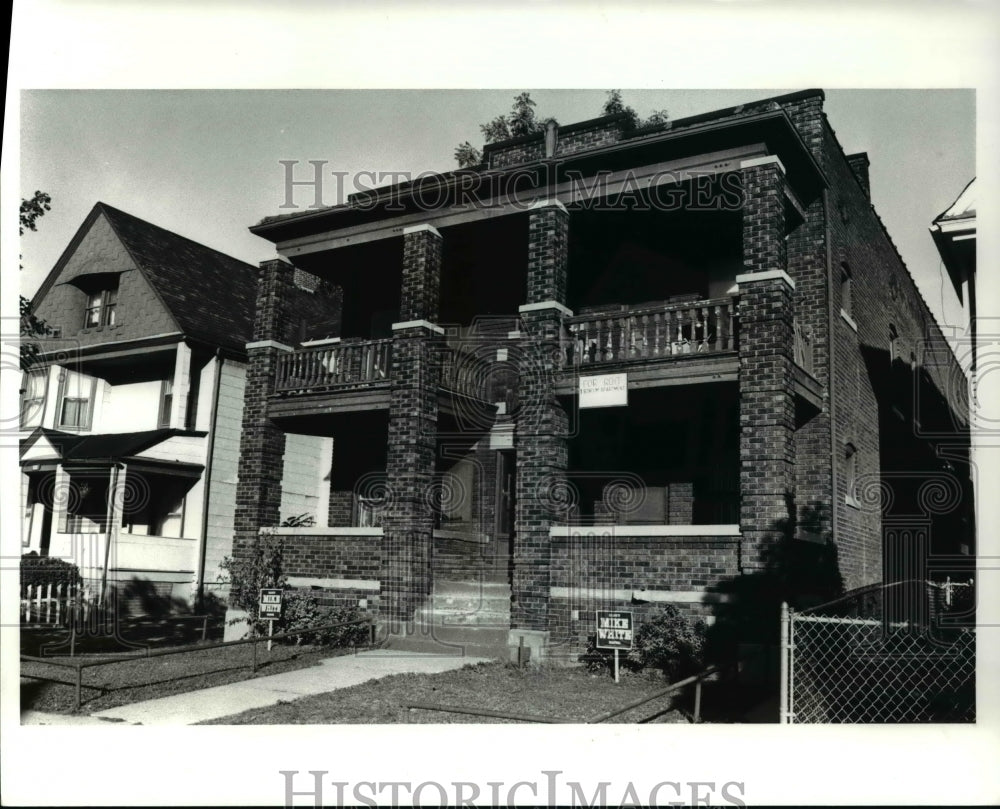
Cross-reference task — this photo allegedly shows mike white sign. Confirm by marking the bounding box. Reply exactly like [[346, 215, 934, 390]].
[[579, 373, 628, 408]]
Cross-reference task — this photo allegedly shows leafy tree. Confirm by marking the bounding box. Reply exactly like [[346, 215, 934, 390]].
[[454, 141, 482, 169], [20, 190, 51, 235], [20, 191, 54, 371], [602, 90, 669, 130]]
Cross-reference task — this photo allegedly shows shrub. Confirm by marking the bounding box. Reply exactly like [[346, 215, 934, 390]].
[[277, 594, 370, 647], [629, 605, 707, 680], [218, 531, 287, 635], [581, 606, 707, 680], [20, 552, 82, 594]]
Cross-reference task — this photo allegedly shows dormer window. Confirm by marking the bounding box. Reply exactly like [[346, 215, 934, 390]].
[[84, 284, 118, 328], [70, 272, 121, 330]]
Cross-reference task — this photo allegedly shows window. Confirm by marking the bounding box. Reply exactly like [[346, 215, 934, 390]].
[[57, 370, 95, 430], [82, 280, 119, 329], [840, 264, 853, 318], [20, 369, 48, 430], [845, 443, 859, 507], [158, 379, 174, 428]]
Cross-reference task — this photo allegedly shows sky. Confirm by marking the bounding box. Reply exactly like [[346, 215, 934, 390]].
[[20, 89, 974, 334]]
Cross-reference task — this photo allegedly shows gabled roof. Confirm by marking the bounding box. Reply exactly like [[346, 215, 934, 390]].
[[932, 177, 976, 226], [33, 203, 259, 354]]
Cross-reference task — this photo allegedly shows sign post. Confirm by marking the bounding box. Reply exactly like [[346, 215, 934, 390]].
[[259, 588, 283, 652], [595, 610, 634, 683]]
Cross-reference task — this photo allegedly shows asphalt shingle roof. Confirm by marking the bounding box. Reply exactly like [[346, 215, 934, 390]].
[[98, 203, 259, 353]]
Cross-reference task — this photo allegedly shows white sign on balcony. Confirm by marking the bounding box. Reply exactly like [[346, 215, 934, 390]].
[[579, 373, 628, 409]]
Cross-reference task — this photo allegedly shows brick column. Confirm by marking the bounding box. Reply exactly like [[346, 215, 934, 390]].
[[513, 200, 571, 634], [233, 258, 294, 560], [383, 323, 442, 625], [382, 225, 444, 626], [400, 224, 442, 323], [737, 161, 796, 571]]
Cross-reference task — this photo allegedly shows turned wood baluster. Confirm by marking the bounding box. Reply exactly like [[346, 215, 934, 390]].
[[653, 312, 662, 356], [640, 314, 649, 358], [714, 305, 723, 352], [727, 300, 735, 350], [701, 304, 709, 350], [604, 318, 613, 361]]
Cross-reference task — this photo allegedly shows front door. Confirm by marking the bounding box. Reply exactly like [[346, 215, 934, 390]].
[[493, 450, 515, 582]]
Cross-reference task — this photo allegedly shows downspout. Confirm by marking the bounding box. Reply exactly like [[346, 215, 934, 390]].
[[823, 188, 839, 549], [195, 348, 223, 607]]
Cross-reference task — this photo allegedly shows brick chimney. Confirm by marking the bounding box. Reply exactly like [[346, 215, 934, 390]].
[[846, 152, 871, 199]]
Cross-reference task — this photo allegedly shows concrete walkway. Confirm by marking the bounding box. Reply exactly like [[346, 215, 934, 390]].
[[22, 649, 488, 726]]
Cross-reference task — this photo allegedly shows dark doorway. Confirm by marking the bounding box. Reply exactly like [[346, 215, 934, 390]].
[[493, 450, 516, 581]]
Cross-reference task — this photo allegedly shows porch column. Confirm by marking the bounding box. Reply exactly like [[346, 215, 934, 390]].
[[233, 258, 294, 561], [513, 199, 571, 633], [99, 462, 126, 605], [381, 225, 444, 625], [170, 341, 193, 429], [737, 159, 796, 572]]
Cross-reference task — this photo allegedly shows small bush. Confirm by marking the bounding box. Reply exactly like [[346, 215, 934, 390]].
[[20, 552, 82, 593], [277, 594, 370, 647], [629, 605, 707, 680], [581, 606, 707, 680]]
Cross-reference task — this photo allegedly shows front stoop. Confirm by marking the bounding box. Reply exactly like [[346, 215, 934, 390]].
[[384, 580, 513, 659]]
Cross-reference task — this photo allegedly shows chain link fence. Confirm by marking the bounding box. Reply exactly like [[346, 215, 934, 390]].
[[781, 579, 975, 723]]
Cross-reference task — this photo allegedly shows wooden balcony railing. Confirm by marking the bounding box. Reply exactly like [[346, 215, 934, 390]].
[[274, 339, 392, 393], [563, 297, 738, 367], [793, 319, 815, 376]]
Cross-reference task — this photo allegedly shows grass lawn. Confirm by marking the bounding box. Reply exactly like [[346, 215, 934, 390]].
[[201, 662, 694, 724], [21, 640, 352, 715]]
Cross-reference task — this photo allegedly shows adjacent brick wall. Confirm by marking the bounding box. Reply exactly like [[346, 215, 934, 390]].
[[549, 531, 740, 649], [282, 534, 382, 580]]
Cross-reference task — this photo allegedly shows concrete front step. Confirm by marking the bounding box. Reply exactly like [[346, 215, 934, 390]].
[[433, 580, 512, 596], [385, 624, 512, 659], [415, 607, 511, 627], [384, 633, 508, 659]]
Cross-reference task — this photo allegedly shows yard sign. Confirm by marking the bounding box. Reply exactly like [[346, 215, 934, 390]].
[[596, 610, 634, 683], [259, 588, 283, 619]]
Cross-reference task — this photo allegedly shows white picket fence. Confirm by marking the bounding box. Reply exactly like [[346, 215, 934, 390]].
[[21, 582, 95, 625]]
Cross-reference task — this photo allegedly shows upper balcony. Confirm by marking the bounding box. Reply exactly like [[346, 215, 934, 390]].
[[269, 337, 496, 420], [556, 295, 740, 391]]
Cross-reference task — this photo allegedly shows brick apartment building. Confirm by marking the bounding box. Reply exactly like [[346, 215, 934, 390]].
[[232, 90, 973, 658]]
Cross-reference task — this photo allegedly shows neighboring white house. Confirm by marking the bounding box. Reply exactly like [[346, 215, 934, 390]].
[[19, 203, 264, 605]]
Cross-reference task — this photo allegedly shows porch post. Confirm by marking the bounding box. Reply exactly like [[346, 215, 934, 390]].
[[99, 462, 126, 606], [737, 160, 797, 572], [170, 341, 193, 429], [513, 200, 571, 636], [233, 258, 294, 563], [382, 225, 443, 626]]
